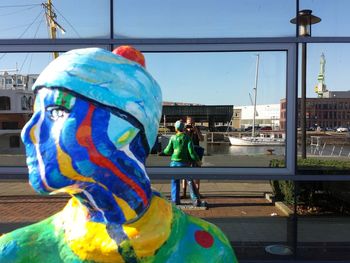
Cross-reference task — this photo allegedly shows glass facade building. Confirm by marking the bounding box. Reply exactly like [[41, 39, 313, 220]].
[[0, 0, 350, 261]]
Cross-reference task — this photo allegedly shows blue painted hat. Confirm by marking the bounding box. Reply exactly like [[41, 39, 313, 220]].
[[32, 48, 162, 149]]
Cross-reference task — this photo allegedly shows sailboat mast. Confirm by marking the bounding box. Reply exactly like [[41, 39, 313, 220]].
[[43, 0, 66, 59], [46, 0, 58, 59], [252, 54, 259, 137]]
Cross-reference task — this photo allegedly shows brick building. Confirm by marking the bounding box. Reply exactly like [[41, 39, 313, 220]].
[[280, 94, 350, 130]]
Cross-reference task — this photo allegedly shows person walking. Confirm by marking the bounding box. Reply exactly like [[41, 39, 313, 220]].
[[183, 116, 204, 198], [163, 120, 206, 207]]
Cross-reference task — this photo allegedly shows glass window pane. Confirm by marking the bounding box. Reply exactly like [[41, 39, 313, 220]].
[[114, 0, 296, 38], [0, 0, 110, 39], [1, 49, 288, 169], [297, 181, 350, 260], [301, 0, 350, 37], [297, 43, 350, 174], [142, 51, 287, 167]]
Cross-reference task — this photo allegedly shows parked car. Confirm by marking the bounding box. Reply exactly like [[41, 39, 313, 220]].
[[260, 126, 272, 131], [336, 127, 349, 133], [196, 125, 209, 133], [214, 126, 236, 132], [158, 126, 170, 133]]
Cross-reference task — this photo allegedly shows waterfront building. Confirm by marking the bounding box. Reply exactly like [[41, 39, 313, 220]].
[[0, 73, 37, 153], [280, 95, 350, 130], [234, 104, 281, 130], [161, 104, 233, 131]]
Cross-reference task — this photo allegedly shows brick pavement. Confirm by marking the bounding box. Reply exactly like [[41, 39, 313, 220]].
[[184, 196, 281, 218], [0, 196, 68, 223], [0, 180, 282, 224], [0, 180, 283, 224], [2, 180, 347, 261], [0, 195, 282, 225]]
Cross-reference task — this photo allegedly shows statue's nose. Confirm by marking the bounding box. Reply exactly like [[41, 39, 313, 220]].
[[21, 111, 41, 145]]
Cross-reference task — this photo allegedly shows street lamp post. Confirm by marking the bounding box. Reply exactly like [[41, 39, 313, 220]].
[[290, 9, 321, 159]]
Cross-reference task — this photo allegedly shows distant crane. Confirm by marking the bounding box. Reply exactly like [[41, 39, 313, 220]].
[[314, 53, 328, 98]]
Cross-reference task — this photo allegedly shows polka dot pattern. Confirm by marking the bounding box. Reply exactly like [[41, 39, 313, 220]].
[[194, 230, 214, 248]]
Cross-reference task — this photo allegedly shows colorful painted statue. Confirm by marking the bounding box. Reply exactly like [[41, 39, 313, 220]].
[[0, 47, 238, 262]]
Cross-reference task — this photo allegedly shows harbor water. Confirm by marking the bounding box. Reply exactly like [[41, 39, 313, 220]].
[[207, 143, 350, 158], [207, 143, 285, 156]]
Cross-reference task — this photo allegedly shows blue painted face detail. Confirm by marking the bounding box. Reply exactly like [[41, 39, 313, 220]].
[[21, 88, 152, 214]]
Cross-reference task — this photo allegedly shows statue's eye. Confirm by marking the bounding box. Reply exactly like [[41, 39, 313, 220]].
[[46, 106, 69, 121]]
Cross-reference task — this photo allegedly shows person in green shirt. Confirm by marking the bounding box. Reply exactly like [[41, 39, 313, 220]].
[[163, 120, 207, 207]]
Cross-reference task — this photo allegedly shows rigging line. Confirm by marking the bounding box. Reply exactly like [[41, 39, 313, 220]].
[[0, 4, 41, 8], [27, 53, 34, 75], [18, 9, 44, 39], [0, 5, 38, 17], [34, 11, 45, 38], [0, 23, 35, 32], [52, 4, 81, 37], [0, 54, 8, 70], [19, 53, 30, 73], [0, 53, 7, 62], [22, 15, 45, 74]]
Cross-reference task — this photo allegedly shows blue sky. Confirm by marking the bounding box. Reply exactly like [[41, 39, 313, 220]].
[[145, 51, 286, 105], [0, 1, 349, 106]]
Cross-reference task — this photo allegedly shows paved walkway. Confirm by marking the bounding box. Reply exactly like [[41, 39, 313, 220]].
[[0, 180, 281, 220], [1, 180, 349, 261], [0, 180, 283, 234]]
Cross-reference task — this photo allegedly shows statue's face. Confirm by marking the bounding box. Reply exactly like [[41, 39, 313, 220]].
[[21, 88, 145, 194]]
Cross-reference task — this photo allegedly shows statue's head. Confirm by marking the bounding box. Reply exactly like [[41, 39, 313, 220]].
[[21, 47, 162, 195]]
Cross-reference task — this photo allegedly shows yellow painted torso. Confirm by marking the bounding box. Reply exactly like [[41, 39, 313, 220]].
[[55, 195, 172, 262]]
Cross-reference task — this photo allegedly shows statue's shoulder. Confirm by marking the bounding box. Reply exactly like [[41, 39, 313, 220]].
[[0, 215, 56, 261], [0, 214, 84, 262], [153, 203, 238, 262]]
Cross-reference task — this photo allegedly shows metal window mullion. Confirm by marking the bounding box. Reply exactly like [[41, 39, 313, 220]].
[[1, 37, 350, 49], [286, 43, 297, 176], [0, 166, 350, 181]]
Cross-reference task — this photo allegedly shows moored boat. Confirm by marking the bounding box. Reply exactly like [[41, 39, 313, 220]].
[[228, 133, 285, 146]]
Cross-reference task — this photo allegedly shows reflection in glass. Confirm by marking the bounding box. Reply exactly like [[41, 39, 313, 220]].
[[0, 53, 53, 165], [143, 51, 287, 167], [297, 43, 350, 174], [114, 0, 295, 38]]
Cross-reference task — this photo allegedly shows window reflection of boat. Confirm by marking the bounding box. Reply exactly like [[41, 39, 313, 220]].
[[228, 54, 285, 147], [228, 132, 285, 146]]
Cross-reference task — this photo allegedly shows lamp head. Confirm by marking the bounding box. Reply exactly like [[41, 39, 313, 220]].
[[290, 9, 321, 37]]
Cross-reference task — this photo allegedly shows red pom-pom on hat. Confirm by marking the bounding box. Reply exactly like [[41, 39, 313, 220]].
[[112, 46, 146, 68]]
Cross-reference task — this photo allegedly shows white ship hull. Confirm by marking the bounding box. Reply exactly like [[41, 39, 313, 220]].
[[228, 135, 285, 146]]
